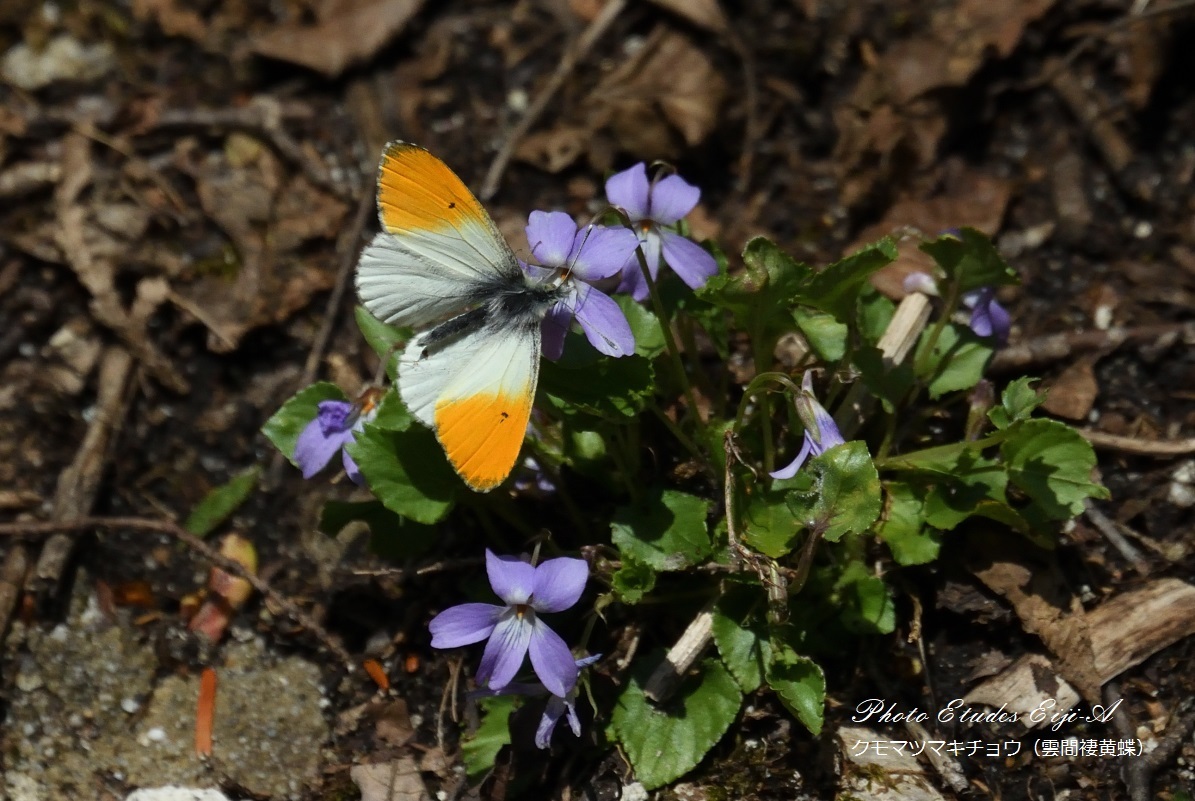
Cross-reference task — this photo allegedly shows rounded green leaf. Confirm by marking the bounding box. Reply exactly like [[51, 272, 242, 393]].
[[784, 442, 881, 543], [766, 644, 825, 735], [1001, 418, 1109, 524], [347, 424, 458, 524], [610, 656, 742, 790], [611, 489, 712, 570]]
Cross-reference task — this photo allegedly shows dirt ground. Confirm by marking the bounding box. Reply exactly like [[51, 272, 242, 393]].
[[2, 0, 1195, 799]]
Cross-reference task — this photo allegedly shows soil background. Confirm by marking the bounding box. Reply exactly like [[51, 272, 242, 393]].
[[1, 1, 1195, 799]]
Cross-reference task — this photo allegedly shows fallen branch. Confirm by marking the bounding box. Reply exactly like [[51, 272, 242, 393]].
[[965, 578, 1195, 729], [0, 515, 355, 672], [34, 345, 135, 599], [1080, 428, 1195, 457], [988, 322, 1195, 372]]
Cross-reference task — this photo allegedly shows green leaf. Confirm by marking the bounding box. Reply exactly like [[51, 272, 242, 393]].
[[184, 465, 260, 537], [876, 482, 941, 565], [989, 377, 1045, 430], [922, 451, 1007, 529], [837, 565, 895, 635], [262, 382, 346, 464], [766, 644, 825, 735], [347, 424, 459, 524], [698, 237, 811, 332], [785, 442, 881, 543], [792, 307, 847, 362], [919, 227, 1019, 293], [540, 344, 655, 420], [1001, 419, 1109, 525], [794, 238, 898, 324], [853, 344, 915, 413], [611, 489, 712, 570], [742, 487, 804, 558], [914, 323, 993, 398], [370, 388, 413, 432], [616, 294, 667, 359], [612, 559, 657, 605], [354, 306, 409, 379], [610, 656, 742, 790], [713, 591, 770, 694], [461, 695, 516, 783], [857, 287, 896, 345], [318, 500, 438, 559]]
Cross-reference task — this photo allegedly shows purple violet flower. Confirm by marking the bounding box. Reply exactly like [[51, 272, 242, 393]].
[[903, 272, 1011, 347], [770, 372, 846, 480], [962, 287, 1011, 346], [604, 163, 718, 301], [470, 655, 601, 750], [429, 549, 588, 697], [524, 211, 639, 360], [293, 389, 382, 485]]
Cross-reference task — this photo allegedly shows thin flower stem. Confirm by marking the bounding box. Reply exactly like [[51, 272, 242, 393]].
[[751, 318, 775, 472], [913, 275, 963, 378], [633, 244, 707, 441], [678, 314, 715, 403], [525, 439, 590, 538], [606, 426, 642, 504], [649, 402, 707, 472]]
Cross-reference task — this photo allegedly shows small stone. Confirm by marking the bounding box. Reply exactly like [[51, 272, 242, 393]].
[[120, 698, 141, 714]]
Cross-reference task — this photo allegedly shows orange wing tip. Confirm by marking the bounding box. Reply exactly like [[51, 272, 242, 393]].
[[375, 144, 490, 235], [435, 393, 530, 493]]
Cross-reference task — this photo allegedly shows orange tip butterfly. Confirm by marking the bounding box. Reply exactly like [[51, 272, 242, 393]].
[[355, 142, 565, 492]]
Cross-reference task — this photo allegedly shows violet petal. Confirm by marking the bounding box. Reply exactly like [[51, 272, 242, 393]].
[[527, 618, 579, 697], [605, 163, 650, 220], [428, 603, 502, 648], [568, 225, 641, 282], [541, 300, 573, 362], [535, 696, 568, 750], [659, 230, 718, 291], [294, 414, 354, 478], [486, 550, 536, 605], [571, 284, 635, 358], [769, 435, 813, 480], [530, 556, 589, 613], [647, 174, 700, 224], [476, 611, 533, 691], [526, 211, 579, 269]]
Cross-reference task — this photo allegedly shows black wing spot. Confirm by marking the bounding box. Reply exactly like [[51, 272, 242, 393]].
[[448, 201, 456, 209], [500, 411, 509, 421]]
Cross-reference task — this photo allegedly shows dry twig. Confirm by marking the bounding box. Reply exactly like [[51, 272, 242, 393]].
[[0, 516, 355, 672], [1080, 429, 1195, 457], [989, 321, 1194, 372], [34, 346, 135, 598], [479, 0, 627, 200]]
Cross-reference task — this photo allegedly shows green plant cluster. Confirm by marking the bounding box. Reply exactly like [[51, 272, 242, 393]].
[[253, 227, 1106, 790]]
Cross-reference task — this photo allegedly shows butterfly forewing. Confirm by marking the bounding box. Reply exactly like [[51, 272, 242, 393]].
[[356, 142, 522, 328]]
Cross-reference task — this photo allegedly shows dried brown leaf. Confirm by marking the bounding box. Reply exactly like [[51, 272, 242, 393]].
[[132, 0, 207, 41], [351, 758, 430, 801], [856, 166, 1012, 298], [969, 533, 1102, 704], [594, 28, 726, 157], [966, 579, 1195, 728], [1041, 360, 1099, 421], [251, 0, 426, 77], [644, 0, 728, 34]]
